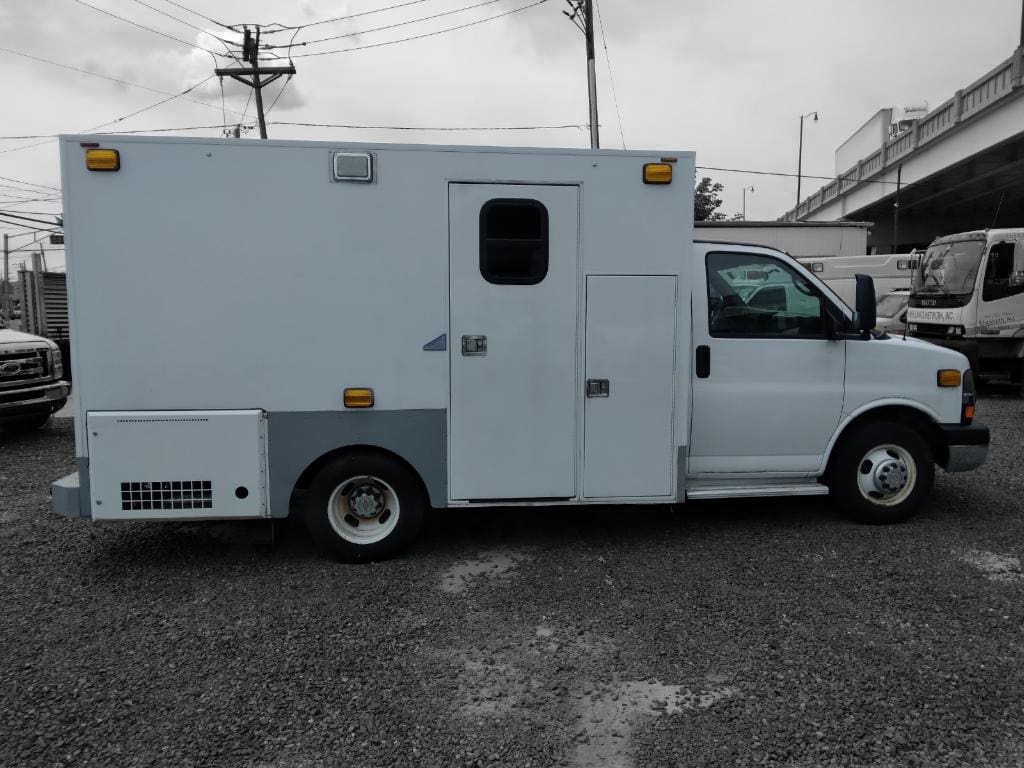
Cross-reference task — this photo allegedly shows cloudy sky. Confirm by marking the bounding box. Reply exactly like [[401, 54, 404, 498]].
[[1, 0, 1021, 270]]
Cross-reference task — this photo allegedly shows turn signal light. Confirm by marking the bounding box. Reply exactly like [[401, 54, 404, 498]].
[[963, 403, 976, 422], [85, 149, 120, 171], [937, 369, 961, 387], [343, 388, 374, 408], [643, 163, 673, 184]]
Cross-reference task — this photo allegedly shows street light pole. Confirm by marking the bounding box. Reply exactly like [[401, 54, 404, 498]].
[[796, 111, 818, 211], [742, 186, 754, 220]]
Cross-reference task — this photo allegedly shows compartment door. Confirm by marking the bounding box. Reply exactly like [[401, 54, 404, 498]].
[[87, 410, 267, 520], [583, 276, 677, 498], [449, 184, 580, 501]]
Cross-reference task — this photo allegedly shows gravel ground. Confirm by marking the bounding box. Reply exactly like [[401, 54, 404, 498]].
[[1, 395, 1023, 768]]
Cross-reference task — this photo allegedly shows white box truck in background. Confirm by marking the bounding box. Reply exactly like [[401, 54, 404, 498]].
[[908, 229, 1024, 386], [797, 253, 919, 306], [52, 136, 988, 561]]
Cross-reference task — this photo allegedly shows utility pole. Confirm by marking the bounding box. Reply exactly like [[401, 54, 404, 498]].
[[564, 0, 599, 149], [215, 26, 296, 139], [796, 111, 818, 210], [742, 186, 754, 220], [892, 164, 902, 253], [2, 233, 8, 321]]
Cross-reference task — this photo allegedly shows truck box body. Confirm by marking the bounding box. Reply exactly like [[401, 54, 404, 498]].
[[58, 137, 694, 517]]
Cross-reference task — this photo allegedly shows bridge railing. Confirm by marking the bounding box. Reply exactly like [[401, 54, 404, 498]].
[[783, 48, 1022, 221]]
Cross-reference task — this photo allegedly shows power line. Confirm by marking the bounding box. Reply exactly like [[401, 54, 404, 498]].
[[264, 0, 507, 49], [594, 0, 624, 150], [289, 0, 550, 57], [257, 0, 437, 33], [0, 211, 61, 227], [123, 0, 246, 65], [0, 46, 242, 118], [696, 164, 904, 186], [68, 0, 229, 57], [268, 120, 585, 131], [263, 76, 293, 117], [0, 175, 60, 193], [155, 0, 235, 32]]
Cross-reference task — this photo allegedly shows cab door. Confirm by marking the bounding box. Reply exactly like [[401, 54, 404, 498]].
[[978, 240, 1024, 331], [688, 247, 846, 475]]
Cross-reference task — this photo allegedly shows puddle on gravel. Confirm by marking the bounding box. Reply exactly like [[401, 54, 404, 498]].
[[439, 548, 532, 594], [960, 548, 1023, 583], [571, 679, 739, 768]]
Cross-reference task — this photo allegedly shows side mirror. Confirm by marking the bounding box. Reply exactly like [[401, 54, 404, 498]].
[[854, 273, 876, 335], [1010, 271, 1024, 288]]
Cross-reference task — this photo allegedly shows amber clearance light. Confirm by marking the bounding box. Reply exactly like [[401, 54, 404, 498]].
[[343, 388, 374, 408], [85, 149, 120, 171]]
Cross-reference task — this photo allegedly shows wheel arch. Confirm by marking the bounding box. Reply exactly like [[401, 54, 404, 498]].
[[823, 400, 947, 478], [290, 444, 432, 511]]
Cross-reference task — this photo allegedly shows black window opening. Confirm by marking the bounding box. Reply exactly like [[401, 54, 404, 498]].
[[480, 199, 549, 285]]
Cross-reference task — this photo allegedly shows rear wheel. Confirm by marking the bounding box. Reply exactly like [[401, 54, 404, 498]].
[[303, 452, 427, 562], [829, 421, 934, 524]]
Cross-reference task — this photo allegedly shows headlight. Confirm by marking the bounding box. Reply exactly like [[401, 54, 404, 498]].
[[908, 323, 919, 333], [47, 348, 63, 378], [947, 326, 966, 337]]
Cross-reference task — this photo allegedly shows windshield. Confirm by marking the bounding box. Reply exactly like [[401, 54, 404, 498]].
[[876, 292, 908, 318], [912, 240, 985, 295]]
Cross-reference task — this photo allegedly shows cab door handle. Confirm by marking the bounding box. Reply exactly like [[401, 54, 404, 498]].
[[696, 345, 711, 378]]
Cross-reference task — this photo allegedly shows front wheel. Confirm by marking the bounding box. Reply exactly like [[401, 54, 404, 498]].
[[304, 452, 427, 562], [828, 421, 934, 524]]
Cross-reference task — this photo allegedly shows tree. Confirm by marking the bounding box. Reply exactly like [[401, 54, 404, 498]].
[[694, 176, 727, 222]]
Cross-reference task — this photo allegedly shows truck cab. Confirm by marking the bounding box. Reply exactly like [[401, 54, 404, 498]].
[[0, 321, 69, 432], [907, 229, 1024, 384]]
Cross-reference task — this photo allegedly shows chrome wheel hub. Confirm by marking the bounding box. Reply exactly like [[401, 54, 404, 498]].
[[857, 444, 917, 506]]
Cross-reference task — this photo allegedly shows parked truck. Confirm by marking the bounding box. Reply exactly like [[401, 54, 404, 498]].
[[797, 253, 918, 307], [52, 136, 988, 561], [907, 229, 1024, 384], [0, 316, 69, 432]]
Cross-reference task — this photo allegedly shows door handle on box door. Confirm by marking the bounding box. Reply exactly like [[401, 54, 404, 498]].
[[696, 345, 711, 378], [585, 379, 610, 397], [461, 335, 487, 356]]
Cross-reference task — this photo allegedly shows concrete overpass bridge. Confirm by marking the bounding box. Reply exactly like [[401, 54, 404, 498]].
[[783, 47, 1024, 252]]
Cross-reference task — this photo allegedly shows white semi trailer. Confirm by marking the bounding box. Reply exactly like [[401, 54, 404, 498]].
[[52, 136, 988, 561], [907, 229, 1024, 385]]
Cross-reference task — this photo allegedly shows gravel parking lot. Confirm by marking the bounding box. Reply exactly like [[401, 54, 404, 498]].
[[1, 394, 1023, 768]]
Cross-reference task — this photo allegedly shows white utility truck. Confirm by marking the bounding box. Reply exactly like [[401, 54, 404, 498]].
[[797, 253, 918, 307], [908, 229, 1024, 385], [0, 322, 68, 432], [52, 136, 989, 561]]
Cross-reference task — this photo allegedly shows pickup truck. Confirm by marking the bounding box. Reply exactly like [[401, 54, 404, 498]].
[[0, 325, 69, 432]]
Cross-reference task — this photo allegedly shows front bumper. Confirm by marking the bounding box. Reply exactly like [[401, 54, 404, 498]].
[[940, 422, 990, 472], [0, 381, 69, 420]]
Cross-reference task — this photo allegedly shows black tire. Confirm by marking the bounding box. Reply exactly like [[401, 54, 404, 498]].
[[1, 413, 51, 434], [828, 421, 934, 524], [303, 452, 427, 562]]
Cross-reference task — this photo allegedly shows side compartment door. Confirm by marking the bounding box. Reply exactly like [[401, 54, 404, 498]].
[[583, 275, 677, 498], [688, 249, 846, 475], [449, 184, 580, 501]]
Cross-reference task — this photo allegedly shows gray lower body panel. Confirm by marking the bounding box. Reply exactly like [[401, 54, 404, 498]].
[[266, 409, 446, 517]]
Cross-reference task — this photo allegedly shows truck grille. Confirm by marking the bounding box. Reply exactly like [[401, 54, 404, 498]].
[[911, 323, 953, 338], [0, 350, 48, 388]]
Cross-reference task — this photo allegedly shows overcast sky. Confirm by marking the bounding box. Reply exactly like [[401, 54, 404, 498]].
[[1, 0, 1021, 270]]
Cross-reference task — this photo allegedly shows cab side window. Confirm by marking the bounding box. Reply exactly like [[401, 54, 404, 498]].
[[982, 242, 1024, 302], [707, 252, 824, 337]]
